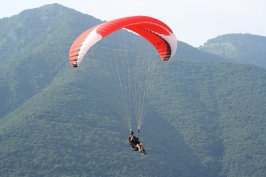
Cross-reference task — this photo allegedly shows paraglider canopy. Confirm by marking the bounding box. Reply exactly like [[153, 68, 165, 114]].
[[69, 15, 177, 67]]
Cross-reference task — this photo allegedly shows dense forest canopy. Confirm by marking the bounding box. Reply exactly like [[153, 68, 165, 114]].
[[199, 33, 266, 68], [0, 3, 266, 177]]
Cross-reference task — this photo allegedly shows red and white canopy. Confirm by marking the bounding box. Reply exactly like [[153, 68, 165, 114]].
[[69, 15, 177, 67]]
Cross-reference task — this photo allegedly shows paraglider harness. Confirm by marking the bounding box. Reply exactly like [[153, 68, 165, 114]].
[[127, 129, 141, 151]]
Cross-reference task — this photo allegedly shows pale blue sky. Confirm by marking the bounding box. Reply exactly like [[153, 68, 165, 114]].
[[1, 0, 265, 47]]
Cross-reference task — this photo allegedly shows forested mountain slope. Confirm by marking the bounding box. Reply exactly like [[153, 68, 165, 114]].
[[199, 34, 266, 68], [0, 3, 101, 118], [0, 4, 266, 177]]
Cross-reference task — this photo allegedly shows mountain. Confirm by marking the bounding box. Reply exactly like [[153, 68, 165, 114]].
[[0, 3, 101, 119], [1, 3, 266, 177], [199, 33, 266, 68]]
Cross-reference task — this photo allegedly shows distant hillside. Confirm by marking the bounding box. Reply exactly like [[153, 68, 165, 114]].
[[0, 3, 101, 118], [1, 4, 266, 177], [199, 34, 266, 68], [176, 41, 227, 62]]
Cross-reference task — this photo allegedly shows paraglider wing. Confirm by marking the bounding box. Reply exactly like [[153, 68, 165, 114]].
[[69, 16, 177, 67]]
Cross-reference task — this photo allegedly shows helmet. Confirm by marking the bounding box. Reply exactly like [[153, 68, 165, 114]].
[[130, 131, 134, 135]]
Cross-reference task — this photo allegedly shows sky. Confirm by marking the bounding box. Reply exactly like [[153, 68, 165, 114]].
[[1, 0, 265, 47]]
